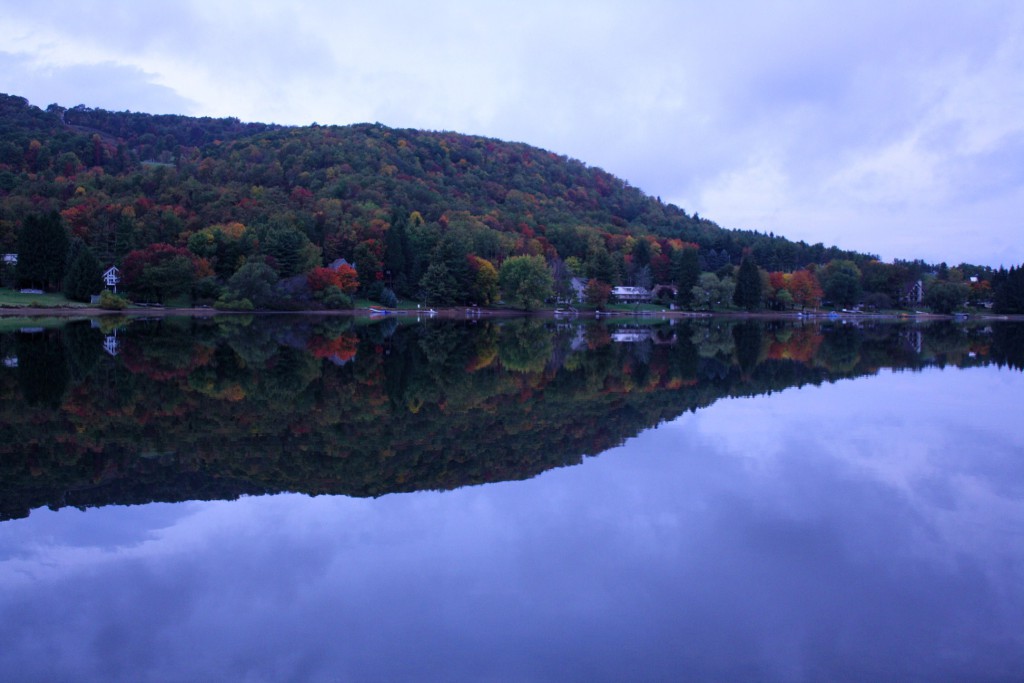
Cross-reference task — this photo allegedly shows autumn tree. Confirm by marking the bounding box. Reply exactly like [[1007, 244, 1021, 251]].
[[308, 264, 358, 294], [468, 256, 499, 305], [584, 278, 611, 309], [786, 269, 823, 311]]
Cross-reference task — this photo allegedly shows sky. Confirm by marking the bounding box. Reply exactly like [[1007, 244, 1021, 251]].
[[0, 0, 1021, 267]]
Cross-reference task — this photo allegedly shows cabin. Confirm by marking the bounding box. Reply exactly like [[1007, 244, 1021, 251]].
[[901, 280, 923, 306], [328, 258, 357, 272]]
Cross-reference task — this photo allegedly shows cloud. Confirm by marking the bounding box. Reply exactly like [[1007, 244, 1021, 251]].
[[0, 52, 195, 114]]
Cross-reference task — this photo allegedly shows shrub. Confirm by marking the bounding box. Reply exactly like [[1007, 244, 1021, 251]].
[[98, 290, 129, 310], [322, 286, 352, 310], [214, 296, 254, 310]]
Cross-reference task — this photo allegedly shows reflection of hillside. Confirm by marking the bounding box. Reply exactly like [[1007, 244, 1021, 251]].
[[0, 317, 1018, 520]]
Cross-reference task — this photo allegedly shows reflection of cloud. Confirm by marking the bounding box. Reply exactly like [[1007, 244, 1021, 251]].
[[687, 367, 1024, 573], [0, 365, 1022, 680]]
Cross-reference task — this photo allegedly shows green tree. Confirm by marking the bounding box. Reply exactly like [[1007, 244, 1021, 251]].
[[673, 247, 700, 308], [261, 223, 320, 277], [821, 260, 862, 307], [499, 255, 553, 310], [63, 244, 102, 302], [993, 265, 1024, 314], [733, 257, 763, 310], [419, 261, 460, 305], [585, 245, 618, 286], [924, 281, 968, 314], [383, 217, 411, 296], [16, 211, 69, 291], [691, 273, 735, 311], [226, 261, 279, 308]]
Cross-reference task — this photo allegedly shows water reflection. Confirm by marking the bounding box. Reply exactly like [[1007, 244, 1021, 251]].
[[0, 316, 1022, 519], [0, 361, 1021, 681]]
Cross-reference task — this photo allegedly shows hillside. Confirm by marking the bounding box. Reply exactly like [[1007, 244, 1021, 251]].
[[4, 92, 1011, 312], [0, 93, 871, 257]]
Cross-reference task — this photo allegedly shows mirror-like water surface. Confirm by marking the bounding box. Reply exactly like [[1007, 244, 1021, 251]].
[[1, 317, 1022, 681]]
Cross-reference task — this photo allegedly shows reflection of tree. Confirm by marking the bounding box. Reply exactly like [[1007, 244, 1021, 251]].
[[16, 331, 68, 407], [732, 322, 764, 375], [692, 321, 735, 359], [499, 320, 553, 373], [816, 325, 861, 373], [64, 321, 103, 382], [0, 317, 1019, 520]]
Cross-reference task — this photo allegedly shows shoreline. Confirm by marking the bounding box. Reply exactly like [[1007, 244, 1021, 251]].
[[2, 305, 1020, 322]]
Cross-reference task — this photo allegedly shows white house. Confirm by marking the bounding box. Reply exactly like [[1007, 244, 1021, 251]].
[[611, 286, 651, 303], [103, 266, 121, 291]]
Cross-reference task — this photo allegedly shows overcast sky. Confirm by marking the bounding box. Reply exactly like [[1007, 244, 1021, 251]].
[[1, 1, 1021, 267]]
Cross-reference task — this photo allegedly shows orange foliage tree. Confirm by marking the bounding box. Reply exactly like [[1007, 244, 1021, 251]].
[[307, 264, 359, 293]]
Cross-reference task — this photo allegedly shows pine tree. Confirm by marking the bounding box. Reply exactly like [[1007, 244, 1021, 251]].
[[674, 247, 700, 308], [994, 265, 1024, 313], [63, 244, 103, 302], [16, 211, 70, 291], [733, 257, 763, 310]]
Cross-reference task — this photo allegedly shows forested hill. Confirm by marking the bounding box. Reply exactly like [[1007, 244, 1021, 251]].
[[0, 92, 872, 277]]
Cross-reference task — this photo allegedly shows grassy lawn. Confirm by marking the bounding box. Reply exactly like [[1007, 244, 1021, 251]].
[[0, 288, 86, 308], [605, 302, 671, 313]]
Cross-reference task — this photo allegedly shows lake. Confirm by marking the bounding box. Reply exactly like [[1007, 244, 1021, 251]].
[[0, 315, 1022, 682]]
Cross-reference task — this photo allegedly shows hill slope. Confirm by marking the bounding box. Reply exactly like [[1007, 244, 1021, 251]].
[[0, 93, 874, 276]]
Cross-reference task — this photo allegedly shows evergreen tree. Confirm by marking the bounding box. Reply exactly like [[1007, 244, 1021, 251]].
[[994, 265, 1024, 313], [585, 246, 618, 286], [63, 244, 102, 302], [16, 212, 69, 291], [733, 257, 763, 310], [674, 247, 700, 308], [383, 215, 411, 296]]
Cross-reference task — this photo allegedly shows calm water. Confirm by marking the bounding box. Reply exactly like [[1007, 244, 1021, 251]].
[[0, 316, 1022, 682]]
